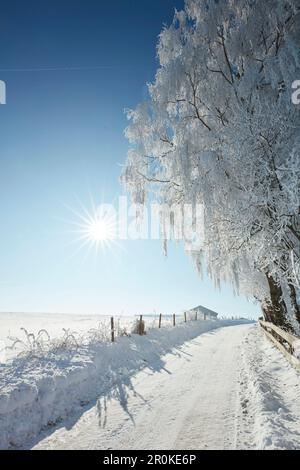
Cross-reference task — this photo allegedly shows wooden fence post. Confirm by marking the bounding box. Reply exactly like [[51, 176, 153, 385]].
[[259, 320, 300, 371], [139, 315, 143, 335], [111, 316, 115, 343], [173, 314, 176, 327], [195, 311, 198, 321], [184, 312, 187, 323], [159, 313, 162, 329]]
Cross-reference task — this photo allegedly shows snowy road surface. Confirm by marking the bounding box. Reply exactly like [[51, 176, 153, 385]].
[[31, 324, 300, 450]]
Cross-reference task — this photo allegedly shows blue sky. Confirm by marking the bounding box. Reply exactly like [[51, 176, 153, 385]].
[[0, 0, 260, 318]]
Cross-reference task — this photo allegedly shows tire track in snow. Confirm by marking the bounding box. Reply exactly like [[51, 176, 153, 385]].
[[33, 325, 251, 450], [237, 324, 300, 450]]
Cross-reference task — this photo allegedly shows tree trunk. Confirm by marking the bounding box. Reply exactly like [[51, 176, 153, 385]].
[[263, 274, 292, 331], [288, 282, 300, 326], [261, 303, 272, 322]]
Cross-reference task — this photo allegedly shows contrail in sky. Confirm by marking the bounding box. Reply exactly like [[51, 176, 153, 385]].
[[0, 65, 120, 72]]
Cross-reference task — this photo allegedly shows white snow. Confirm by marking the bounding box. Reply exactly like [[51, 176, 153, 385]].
[[0, 312, 134, 361], [237, 325, 300, 450], [33, 324, 249, 450], [0, 317, 245, 449], [0, 312, 112, 341], [1, 321, 300, 450], [0, 312, 178, 362]]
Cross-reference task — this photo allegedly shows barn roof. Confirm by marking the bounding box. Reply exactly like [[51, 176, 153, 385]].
[[189, 305, 219, 317]]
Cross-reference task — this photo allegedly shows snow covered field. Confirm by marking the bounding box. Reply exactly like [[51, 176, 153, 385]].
[[0, 312, 179, 362], [28, 324, 300, 451], [0, 317, 246, 449], [1, 319, 300, 450], [0, 312, 119, 341], [0, 312, 136, 346]]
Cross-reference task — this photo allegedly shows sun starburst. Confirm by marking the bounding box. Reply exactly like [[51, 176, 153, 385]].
[[65, 196, 119, 257]]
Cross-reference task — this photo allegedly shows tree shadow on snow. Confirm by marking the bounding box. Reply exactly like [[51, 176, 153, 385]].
[[12, 321, 248, 449]]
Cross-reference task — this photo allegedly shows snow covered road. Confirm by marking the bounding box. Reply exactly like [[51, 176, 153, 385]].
[[29, 323, 300, 450], [32, 324, 249, 450]]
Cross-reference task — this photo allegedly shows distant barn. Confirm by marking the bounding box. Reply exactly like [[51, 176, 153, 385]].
[[187, 305, 219, 320]]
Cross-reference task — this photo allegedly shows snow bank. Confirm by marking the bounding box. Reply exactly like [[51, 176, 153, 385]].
[[238, 325, 300, 450], [0, 319, 248, 449]]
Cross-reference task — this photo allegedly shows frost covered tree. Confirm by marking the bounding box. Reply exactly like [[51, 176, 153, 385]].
[[122, 0, 300, 332]]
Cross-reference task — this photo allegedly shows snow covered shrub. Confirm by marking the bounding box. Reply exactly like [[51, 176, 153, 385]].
[[5, 319, 133, 360], [6, 328, 51, 358], [115, 322, 130, 338], [51, 328, 80, 351], [6, 327, 82, 359], [131, 318, 146, 336], [85, 321, 112, 343]]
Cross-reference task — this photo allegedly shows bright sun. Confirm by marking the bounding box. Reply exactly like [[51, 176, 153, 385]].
[[87, 218, 113, 242], [67, 199, 117, 256]]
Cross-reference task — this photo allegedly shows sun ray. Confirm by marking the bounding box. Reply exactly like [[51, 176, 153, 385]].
[[64, 197, 119, 259]]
